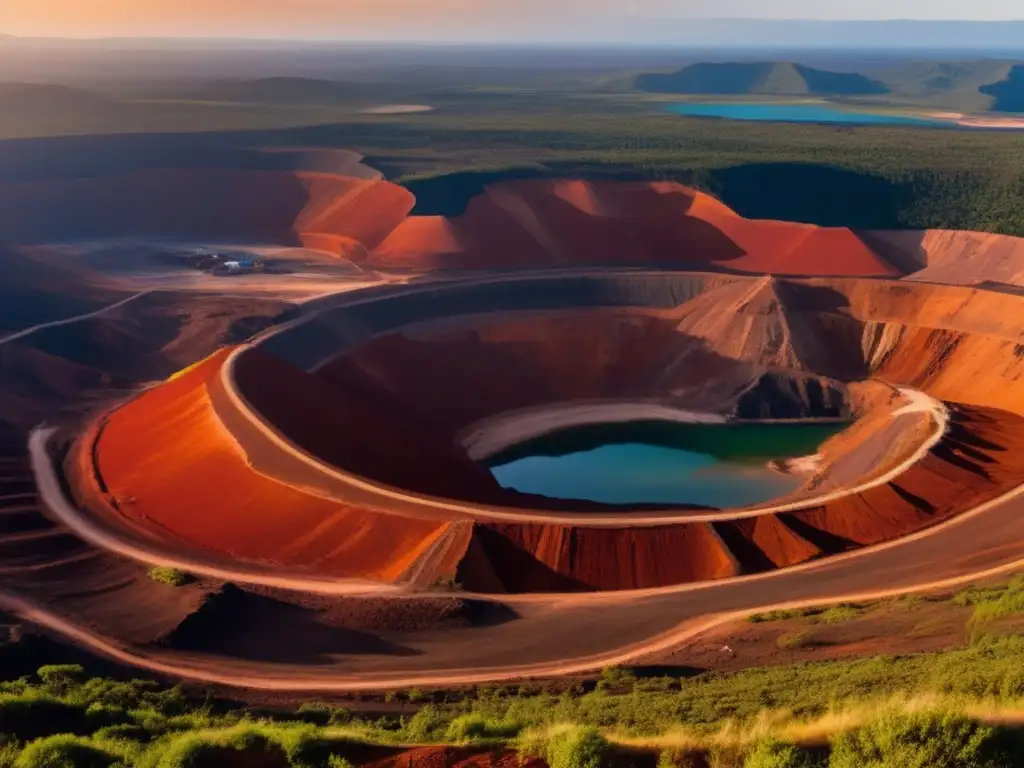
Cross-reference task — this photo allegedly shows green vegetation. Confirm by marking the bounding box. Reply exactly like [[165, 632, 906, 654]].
[[146, 567, 192, 587], [829, 711, 1009, 768], [776, 630, 814, 650], [518, 726, 609, 768], [750, 604, 863, 626], [7, 71, 1024, 237], [742, 738, 818, 768], [5, 581, 1024, 765], [955, 575, 1024, 626], [9, 639, 1024, 767]]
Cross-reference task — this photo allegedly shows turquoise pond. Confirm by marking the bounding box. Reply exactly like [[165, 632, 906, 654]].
[[487, 420, 845, 508], [666, 102, 950, 127]]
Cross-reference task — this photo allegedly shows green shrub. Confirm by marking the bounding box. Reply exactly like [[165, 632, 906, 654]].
[[0, 740, 21, 768], [92, 723, 151, 743], [829, 711, 1005, 768], [328, 758, 354, 768], [657, 747, 699, 768], [404, 704, 448, 742], [817, 605, 862, 625], [596, 667, 636, 693], [149, 727, 287, 768], [148, 567, 193, 587], [955, 577, 1024, 626], [545, 727, 608, 768], [709, 745, 745, 768], [776, 631, 813, 650], [444, 713, 520, 743], [743, 739, 818, 768], [0, 695, 89, 740], [36, 666, 85, 696], [748, 609, 821, 624], [14, 734, 120, 768], [296, 702, 332, 726]]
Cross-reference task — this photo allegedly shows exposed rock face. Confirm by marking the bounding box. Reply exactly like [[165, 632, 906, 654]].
[[83, 268, 1024, 593], [736, 374, 848, 419], [370, 180, 903, 275], [19, 165, 1024, 596], [859, 229, 1024, 288]]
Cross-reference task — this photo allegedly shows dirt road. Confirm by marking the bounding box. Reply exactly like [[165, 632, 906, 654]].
[[16, 425, 1024, 690], [0, 291, 151, 348]]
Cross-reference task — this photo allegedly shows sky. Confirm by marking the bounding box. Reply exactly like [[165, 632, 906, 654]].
[[2, 0, 1023, 41]]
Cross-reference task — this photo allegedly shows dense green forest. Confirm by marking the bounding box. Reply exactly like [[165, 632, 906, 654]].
[[252, 110, 1024, 236]]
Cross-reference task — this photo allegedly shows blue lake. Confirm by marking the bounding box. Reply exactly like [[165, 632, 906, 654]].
[[487, 420, 843, 508], [666, 102, 949, 127]]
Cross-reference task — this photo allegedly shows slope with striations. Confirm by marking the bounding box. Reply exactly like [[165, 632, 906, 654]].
[[370, 180, 902, 277], [89, 348, 459, 584]]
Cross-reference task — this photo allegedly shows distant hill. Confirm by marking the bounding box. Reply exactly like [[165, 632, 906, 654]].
[[979, 65, 1024, 112], [635, 62, 890, 96], [191, 77, 385, 106], [0, 82, 111, 113]]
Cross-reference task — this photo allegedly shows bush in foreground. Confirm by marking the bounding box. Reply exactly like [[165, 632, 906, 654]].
[[147, 567, 192, 587], [829, 711, 1006, 768], [14, 734, 123, 768], [742, 739, 820, 768], [544, 726, 609, 768]]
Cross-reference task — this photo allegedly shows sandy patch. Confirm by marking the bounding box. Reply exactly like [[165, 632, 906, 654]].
[[359, 104, 434, 115], [930, 111, 1024, 130], [460, 401, 726, 462]]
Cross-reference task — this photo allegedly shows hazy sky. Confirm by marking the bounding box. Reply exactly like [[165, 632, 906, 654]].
[[3, 0, 1023, 40]]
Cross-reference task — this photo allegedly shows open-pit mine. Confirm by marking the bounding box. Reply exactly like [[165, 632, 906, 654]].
[[6, 149, 1024, 690]]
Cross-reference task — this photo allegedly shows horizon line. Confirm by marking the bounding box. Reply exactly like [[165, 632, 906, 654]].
[[5, 17, 1024, 45]]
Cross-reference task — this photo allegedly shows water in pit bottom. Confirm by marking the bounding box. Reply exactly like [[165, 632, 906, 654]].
[[486, 420, 846, 508]]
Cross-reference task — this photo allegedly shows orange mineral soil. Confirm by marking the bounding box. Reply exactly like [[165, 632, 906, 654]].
[[42, 166, 1024, 595], [90, 349, 455, 583], [370, 180, 902, 276], [82, 270, 1024, 593]]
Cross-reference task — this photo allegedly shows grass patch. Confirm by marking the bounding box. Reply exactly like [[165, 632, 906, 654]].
[[147, 567, 193, 587], [829, 710, 1008, 768], [749, 604, 863, 626], [11, 623, 1024, 764], [955, 576, 1024, 625], [748, 609, 822, 624], [816, 604, 863, 625], [776, 630, 814, 650]]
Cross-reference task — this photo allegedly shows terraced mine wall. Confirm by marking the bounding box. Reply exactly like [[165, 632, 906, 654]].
[[82, 270, 1024, 593]]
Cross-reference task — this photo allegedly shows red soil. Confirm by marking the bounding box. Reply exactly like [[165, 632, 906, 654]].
[[0, 171, 904, 277], [452, 405, 1024, 594], [361, 747, 543, 768], [784, 405, 1024, 548], [314, 308, 762, 444], [233, 347, 501, 499], [370, 180, 902, 277], [91, 349, 453, 582], [460, 521, 739, 592]]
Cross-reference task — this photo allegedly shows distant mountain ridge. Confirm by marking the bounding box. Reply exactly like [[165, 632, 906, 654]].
[[0, 82, 110, 111], [636, 62, 889, 97]]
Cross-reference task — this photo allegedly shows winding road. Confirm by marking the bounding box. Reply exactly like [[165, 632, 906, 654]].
[[6, 425, 1024, 690], [0, 291, 152, 349], [4, 269, 1023, 691]]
